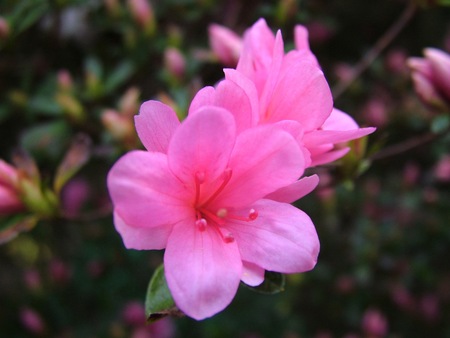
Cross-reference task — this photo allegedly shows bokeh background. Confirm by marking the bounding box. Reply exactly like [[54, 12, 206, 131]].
[[1, 0, 450, 337]]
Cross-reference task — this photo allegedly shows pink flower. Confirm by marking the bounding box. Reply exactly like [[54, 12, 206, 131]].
[[0, 160, 24, 215], [208, 24, 243, 67], [199, 19, 374, 167], [408, 48, 450, 109], [108, 104, 319, 320]]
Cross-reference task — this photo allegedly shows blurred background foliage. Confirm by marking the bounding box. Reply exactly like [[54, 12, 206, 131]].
[[0, 0, 450, 337]]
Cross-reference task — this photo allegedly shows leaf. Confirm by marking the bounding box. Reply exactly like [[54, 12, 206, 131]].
[[0, 214, 38, 245], [145, 264, 183, 322], [243, 271, 286, 295], [8, 0, 49, 36], [103, 61, 135, 94]]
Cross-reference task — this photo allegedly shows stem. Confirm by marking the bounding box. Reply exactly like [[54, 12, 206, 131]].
[[332, 2, 417, 100], [369, 131, 443, 161]]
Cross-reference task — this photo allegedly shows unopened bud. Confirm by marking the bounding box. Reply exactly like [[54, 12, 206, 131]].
[[164, 47, 186, 80], [208, 24, 242, 67], [127, 0, 155, 35], [119, 87, 140, 117], [57, 69, 73, 91], [101, 109, 136, 147], [0, 17, 10, 40]]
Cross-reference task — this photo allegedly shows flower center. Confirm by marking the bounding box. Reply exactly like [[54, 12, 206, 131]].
[[193, 169, 258, 243]]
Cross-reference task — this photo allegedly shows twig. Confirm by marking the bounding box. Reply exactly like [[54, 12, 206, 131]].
[[369, 132, 440, 161], [332, 2, 417, 100]]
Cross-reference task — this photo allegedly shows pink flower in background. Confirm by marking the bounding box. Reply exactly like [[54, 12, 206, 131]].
[[108, 105, 319, 320], [208, 24, 242, 67], [408, 48, 450, 109], [0, 160, 24, 215], [202, 19, 375, 167]]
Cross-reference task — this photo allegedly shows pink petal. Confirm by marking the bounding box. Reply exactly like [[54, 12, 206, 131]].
[[265, 175, 319, 204], [241, 261, 264, 286], [227, 199, 319, 273], [322, 108, 359, 130], [215, 125, 305, 208], [310, 147, 350, 166], [107, 150, 193, 228], [0, 186, 23, 215], [114, 212, 172, 250], [303, 127, 376, 147], [224, 69, 260, 126], [135, 100, 180, 153], [294, 24, 310, 51], [188, 86, 216, 115], [168, 107, 236, 185], [263, 51, 333, 130], [425, 48, 450, 96], [164, 220, 242, 320], [0, 160, 19, 187]]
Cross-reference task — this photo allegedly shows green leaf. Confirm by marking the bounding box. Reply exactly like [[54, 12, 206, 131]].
[[103, 61, 135, 94], [431, 114, 450, 134], [244, 271, 286, 294], [145, 265, 182, 322], [8, 0, 49, 36]]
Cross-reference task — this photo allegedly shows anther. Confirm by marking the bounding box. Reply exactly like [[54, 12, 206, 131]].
[[196, 218, 207, 231], [223, 232, 235, 243], [216, 208, 228, 218], [248, 208, 258, 220]]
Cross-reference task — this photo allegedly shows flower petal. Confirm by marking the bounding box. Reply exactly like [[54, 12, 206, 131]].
[[263, 50, 333, 131], [227, 199, 319, 274], [164, 220, 242, 320], [241, 261, 264, 286], [215, 125, 305, 208], [265, 175, 319, 204], [168, 107, 236, 185], [114, 211, 172, 250], [107, 150, 192, 228], [188, 86, 216, 115], [135, 100, 180, 153], [303, 128, 376, 147], [310, 147, 350, 166]]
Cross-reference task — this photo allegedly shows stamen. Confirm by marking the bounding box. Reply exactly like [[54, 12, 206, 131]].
[[194, 171, 205, 205], [200, 208, 226, 226], [202, 168, 232, 206], [216, 208, 228, 218], [248, 208, 258, 220], [223, 232, 235, 243], [195, 218, 207, 231]]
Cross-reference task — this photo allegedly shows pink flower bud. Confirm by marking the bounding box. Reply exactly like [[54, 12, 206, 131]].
[[164, 47, 186, 80], [0, 17, 9, 39], [408, 48, 450, 109], [128, 0, 155, 33], [434, 155, 450, 182], [119, 87, 140, 118], [20, 307, 46, 335], [361, 308, 388, 337], [208, 24, 242, 67], [61, 178, 90, 217], [49, 259, 72, 285], [122, 301, 145, 326], [57, 69, 73, 91], [0, 160, 24, 215]]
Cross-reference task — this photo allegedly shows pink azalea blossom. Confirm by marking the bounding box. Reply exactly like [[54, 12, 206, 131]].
[[408, 47, 450, 109], [108, 104, 319, 320], [201, 19, 375, 167]]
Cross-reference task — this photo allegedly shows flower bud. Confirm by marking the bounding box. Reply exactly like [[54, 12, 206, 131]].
[[20, 307, 46, 335], [119, 87, 140, 118], [0, 160, 24, 215], [101, 109, 136, 147], [408, 48, 450, 110], [208, 24, 242, 67], [57, 69, 74, 92], [0, 17, 10, 40], [361, 308, 388, 337], [128, 0, 155, 35], [164, 47, 186, 81]]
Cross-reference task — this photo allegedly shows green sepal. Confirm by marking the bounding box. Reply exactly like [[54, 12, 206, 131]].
[[145, 264, 183, 323]]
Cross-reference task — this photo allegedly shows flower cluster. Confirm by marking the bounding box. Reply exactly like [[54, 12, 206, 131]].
[[107, 19, 375, 320]]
